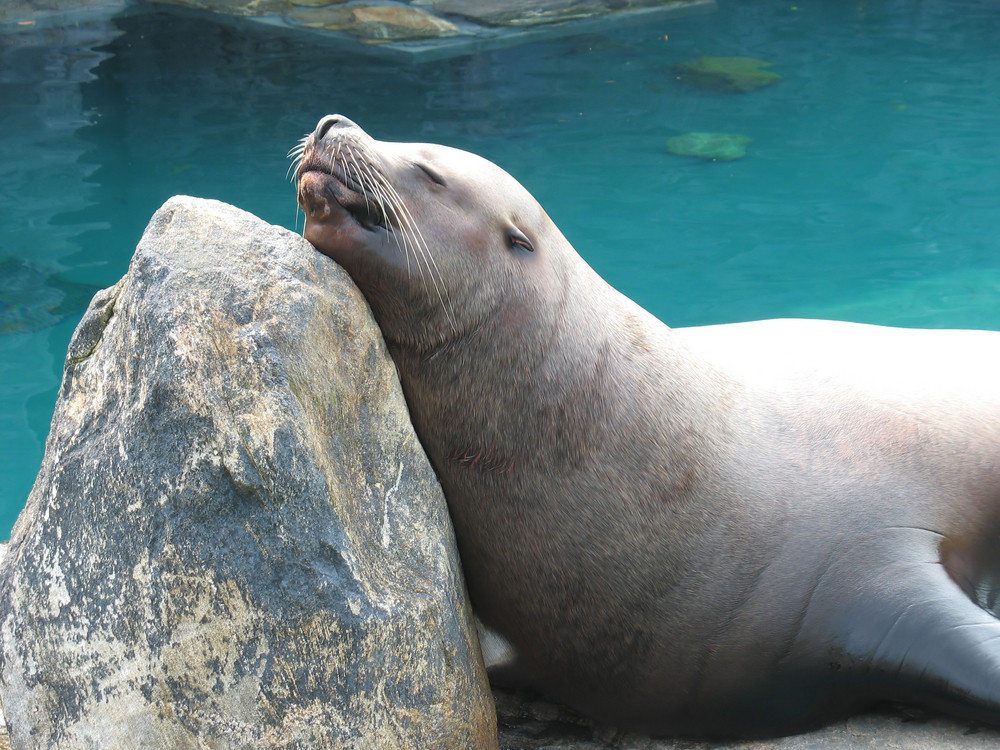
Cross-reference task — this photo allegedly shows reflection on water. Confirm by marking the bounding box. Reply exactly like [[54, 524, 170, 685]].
[[1, 19, 120, 534], [1, 0, 1000, 536], [0, 258, 102, 335]]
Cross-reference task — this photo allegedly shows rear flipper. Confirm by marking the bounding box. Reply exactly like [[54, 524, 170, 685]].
[[476, 617, 538, 690]]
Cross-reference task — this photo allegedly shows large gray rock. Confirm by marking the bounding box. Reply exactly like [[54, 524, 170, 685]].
[[0, 196, 498, 750]]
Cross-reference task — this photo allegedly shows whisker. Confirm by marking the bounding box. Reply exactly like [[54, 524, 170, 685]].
[[286, 157, 301, 183], [371, 172, 434, 302], [342, 147, 425, 296], [380, 179, 459, 333], [286, 135, 310, 182], [347, 146, 375, 218], [357, 161, 412, 279]]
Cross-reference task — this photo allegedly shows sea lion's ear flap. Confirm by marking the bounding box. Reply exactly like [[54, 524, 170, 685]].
[[509, 227, 535, 253]]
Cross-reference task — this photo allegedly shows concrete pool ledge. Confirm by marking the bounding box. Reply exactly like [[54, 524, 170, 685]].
[[249, 0, 718, 63], [2, 0, 716, 62]]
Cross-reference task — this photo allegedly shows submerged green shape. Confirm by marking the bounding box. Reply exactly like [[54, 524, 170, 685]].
[[673, 56, 782, 92], [0, 257, 103, 335], [666, 132, 752, 161]]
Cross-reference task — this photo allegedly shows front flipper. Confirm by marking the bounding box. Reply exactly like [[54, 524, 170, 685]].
[[818, 542, 1000, 726], [751, 527, 1000, 735], [871, 561, 1000, 722]]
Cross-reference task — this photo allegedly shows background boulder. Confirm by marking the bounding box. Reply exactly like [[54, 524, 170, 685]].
[[0, 196, 497, 750]]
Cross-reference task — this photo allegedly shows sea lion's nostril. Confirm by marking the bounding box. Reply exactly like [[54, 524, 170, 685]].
[[314, 114, 361, 141], [315, 115, 342, 140]]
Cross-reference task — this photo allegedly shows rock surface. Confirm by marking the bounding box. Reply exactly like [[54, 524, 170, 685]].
[[432, 0, 610, 26], [433, 0, 703, 27], [493, 688, 1000, 749], [350, 5, 460, 39], [289, 3, 460, 39], [288, 0, 348, 6], [0, 196, 497, 750], [154, 0, 297, 17]]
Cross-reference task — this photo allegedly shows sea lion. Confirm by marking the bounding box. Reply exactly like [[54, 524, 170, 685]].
[[294, 114, 1000, 738]]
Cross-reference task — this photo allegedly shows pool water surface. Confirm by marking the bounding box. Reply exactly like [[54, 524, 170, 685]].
[[1, 0, 999, 536]]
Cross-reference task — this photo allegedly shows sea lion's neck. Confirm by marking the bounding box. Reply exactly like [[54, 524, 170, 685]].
[[386, 282, 709, 485]]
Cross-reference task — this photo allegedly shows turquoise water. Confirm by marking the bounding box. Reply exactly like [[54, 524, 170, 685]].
[[2, 0, 999, 537]]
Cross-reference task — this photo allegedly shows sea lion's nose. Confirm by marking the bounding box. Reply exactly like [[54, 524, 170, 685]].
[[314, 114, 358, 141]]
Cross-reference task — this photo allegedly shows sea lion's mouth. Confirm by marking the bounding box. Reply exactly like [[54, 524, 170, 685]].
[[297, 160, 386, 232]]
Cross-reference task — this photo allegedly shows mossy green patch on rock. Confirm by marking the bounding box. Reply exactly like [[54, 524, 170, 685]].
[[666, 132, 752, 161], [673, 56, 781, 92]]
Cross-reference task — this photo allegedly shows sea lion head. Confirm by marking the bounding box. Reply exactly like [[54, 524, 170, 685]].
[[294, 115, 575, 352]]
